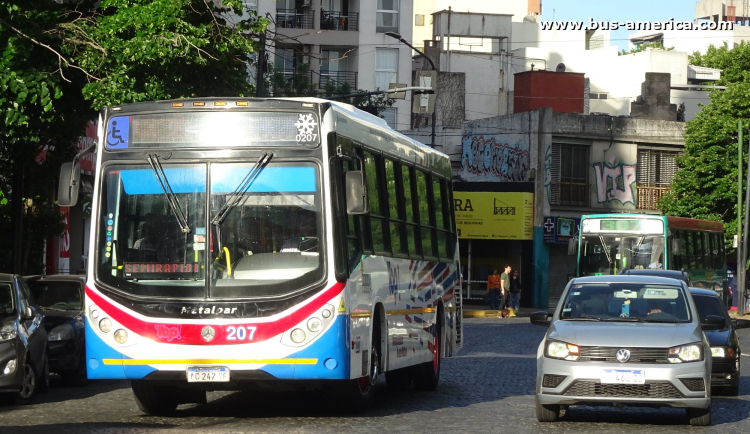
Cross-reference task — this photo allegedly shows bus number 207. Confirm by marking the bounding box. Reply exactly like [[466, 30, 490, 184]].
[[226, 326, 258, 341]]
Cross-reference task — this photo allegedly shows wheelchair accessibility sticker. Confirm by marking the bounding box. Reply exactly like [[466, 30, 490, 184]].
[[107, 116, 130, 149]]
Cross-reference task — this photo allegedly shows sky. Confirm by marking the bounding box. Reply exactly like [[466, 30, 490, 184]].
[[539, 0, 700, 50]]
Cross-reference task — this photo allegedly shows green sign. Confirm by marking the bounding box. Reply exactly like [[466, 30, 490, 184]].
[[599, 220, 643, 231]]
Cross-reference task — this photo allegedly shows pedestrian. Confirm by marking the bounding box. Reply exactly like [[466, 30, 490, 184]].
[[486, 268, 501, 311], [509, 269, 522, 313], [499, 264, 511, 315]]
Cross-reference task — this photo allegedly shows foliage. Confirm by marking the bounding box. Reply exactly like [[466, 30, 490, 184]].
[[618, 41, 674, 56], [659, 42, 750, 248]]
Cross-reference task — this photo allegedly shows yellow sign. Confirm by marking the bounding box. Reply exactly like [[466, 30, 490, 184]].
[[338, 297, 346, 313], [453, 192, 534, 240]]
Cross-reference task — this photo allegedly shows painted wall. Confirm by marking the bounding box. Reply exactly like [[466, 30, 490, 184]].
[[589, 140, 638, 210], [514, 71, 585, 114]]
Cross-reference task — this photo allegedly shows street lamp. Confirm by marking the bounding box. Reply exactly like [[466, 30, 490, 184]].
[[384, 32, 437, 148]]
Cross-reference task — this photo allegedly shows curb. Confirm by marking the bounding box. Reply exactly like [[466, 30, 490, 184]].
[[463, 310, 527, 318]]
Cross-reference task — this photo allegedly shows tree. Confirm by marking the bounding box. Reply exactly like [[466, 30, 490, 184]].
[[618, 41, 674, 56], [658, 42, 750, 247]]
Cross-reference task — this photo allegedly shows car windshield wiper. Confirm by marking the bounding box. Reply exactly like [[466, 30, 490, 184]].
[[564, 315, 602, 321], [147, 154, 191, 234], [642, 317, 679, 323], [603, 317, 645, 322]]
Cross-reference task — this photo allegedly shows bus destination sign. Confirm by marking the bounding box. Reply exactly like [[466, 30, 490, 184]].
[[581, 218, 664, 234], [600, 220, 643, 231], [124, 262, 200, 279]]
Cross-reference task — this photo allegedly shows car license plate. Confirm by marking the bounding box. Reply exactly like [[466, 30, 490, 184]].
[[601, 369, 645, 384], [186, 367, 230, 383]]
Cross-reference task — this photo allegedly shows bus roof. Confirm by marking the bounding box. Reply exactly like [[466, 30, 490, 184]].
[[580, 213, 723, 233]]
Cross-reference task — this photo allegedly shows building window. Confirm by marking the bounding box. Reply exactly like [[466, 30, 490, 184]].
[[589, 92, 608, 100], [375, 48, 398, 91], [383, 108, 397, 129], [415, 14, 425, 26], [377, 0, 399, 33], [550, 143, 590, 206], [243, 0, 258, 11], [636, 148, 682, 209]]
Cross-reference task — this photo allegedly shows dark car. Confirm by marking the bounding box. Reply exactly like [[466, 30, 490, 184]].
[[619, 268, 692, 286], [690, 287, 750, 395], [0, 274, 49, 404], [25, 275, 86, 384]]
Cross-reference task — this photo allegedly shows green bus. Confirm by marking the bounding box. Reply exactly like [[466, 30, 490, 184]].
[[573, 213, 728, 304]]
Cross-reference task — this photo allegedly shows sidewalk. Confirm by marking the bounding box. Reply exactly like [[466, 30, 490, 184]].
[[463, 302, 543, 318]]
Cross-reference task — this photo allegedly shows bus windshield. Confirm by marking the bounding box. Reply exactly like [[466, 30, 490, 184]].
[[97, 161, 324, 299], [579, 234, 665, 276]]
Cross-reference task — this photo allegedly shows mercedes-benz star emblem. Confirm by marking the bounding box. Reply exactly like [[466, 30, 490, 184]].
[[616, 349, 631, 363], [201, 326, 215, 342]]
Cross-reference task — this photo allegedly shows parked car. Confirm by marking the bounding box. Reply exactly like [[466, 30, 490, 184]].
[[0, 273, 49, 404], [619, 268, 692, 286], [531, 275, 713, 426], [690, 287, 750, 396], [24, 275, 87, 385]]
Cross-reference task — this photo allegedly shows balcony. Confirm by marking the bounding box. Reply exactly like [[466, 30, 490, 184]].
[[276, 9, 314, 29], [637, 186, 670, 210], [319, 71, 357, 90], [550, 182, 590, 207], [320, 11, 359, 31]]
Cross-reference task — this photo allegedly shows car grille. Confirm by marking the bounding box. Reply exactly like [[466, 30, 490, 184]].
[[578, 347, 669, 363], [542, 374, 567, 388], [679, 378, 705, 392], [562, 380, 683, 398]]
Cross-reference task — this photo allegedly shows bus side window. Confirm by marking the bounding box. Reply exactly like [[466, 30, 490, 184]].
[[684, 231, 695, 269], [364, 150, 387, 255], [416, 170, 437, 259], [385, 159, 407, 256], [671, 230, 682, 270], [402, 165, 419, 258]]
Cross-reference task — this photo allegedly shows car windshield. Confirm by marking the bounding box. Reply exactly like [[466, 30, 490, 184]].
[[692, 294, 728, 326], [96, 161, 324, 299], [0, 283, 14, 318], [579, 235, 665, 276], [560, 282, 691, 322], [28, 281, 83, 310]]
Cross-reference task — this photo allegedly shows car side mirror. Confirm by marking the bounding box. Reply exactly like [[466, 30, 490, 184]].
[[345, 171, 368, 215], [734, 318, 750, 329], [24, 306, 34, 320], [702, 314, 726, 330], [58, 161, 81, 207], [567, 238, 578, 256], [530, 311, 552, 326]]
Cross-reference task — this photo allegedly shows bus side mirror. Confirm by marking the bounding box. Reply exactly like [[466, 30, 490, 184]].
[[671, 238, 682, 255], [58, 161, 81, 207], [345, 171, 368, 215], [567, 237, 578, 256]]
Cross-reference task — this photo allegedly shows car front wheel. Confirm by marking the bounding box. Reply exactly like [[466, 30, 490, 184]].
[[14, 360, 38, 405]]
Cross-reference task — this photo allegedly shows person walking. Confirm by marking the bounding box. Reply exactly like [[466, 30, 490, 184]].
[[486, 268, 502, 311], [509, 269, 522, 313], [499, 265, 511, 315]]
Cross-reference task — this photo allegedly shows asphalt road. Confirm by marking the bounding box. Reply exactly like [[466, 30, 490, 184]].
[[2, 318, 750, 433]]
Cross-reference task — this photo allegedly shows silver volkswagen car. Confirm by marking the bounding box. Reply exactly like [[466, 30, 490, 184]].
[[532, 275, 713, 426]]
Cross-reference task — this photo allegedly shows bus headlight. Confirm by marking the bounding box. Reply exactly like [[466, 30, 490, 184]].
[[321, 309, 332, 319], [307, 318, 322, 332], [291, 328, 306, 343], [99, 318, 113, 333], [114, 329, 128, 344]]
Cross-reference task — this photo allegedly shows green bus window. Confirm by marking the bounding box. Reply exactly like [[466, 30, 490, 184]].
[[385, 159, 406, 255], [406, 225, 418, 257], [433, 178, 444, 229], [416, 171, 431, 226], [402, 166, 415, 223], [385, 160, 399, 220], [364, 151, 382, 216]]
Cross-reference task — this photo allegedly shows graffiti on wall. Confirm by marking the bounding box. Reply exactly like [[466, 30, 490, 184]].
[[543, 143, 552, 201], [460, 130, 530, 182], [593, 156, 637, 205]]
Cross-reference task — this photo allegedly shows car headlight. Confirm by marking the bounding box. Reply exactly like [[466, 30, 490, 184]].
[[48, 323, 75, 341], [711, 346, 734, 358], [546, 340, 580, 361], [668, 343, 703, 363], [0, 324, 17, 342]]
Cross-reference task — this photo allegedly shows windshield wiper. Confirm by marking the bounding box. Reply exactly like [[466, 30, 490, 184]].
[[147, 154, 191, 234], [565, 315, 602, 321], [211, 152, 273, 227], [603, 317, 645, 322], [642, 317, 679, 323]]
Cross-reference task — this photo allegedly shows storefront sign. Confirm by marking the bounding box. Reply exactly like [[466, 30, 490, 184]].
[[543, 216, 580, 244], [454, 192, 533, 240]]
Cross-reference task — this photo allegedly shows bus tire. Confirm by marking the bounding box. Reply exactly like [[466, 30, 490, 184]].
[[131, 381, 179, 415], [343, 322, 381, 412], [385, 367, 412, 391], [413, 321, 441, 391]]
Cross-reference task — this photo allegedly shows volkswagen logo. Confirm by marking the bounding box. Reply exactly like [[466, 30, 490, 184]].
[[201, 326, 216, 342], [616, 349, 631, 363]]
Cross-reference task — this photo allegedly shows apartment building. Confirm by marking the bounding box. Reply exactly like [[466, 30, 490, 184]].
[[247, 0, 414, 131]]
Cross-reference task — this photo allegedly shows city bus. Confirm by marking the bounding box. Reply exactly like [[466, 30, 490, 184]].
[[572, 213, 728, 303], [57, 97, 462, 414]]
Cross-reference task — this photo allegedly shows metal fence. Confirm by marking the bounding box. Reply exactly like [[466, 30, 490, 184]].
[[319, 71, 357, 90], [276, 9, 314, 29], [320, 11, 359, 31]]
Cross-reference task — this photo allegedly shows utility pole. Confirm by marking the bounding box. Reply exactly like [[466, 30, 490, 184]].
[[743, 131, 750, 316], [256, 32, 267, 98], [739, 122, 744, 315]]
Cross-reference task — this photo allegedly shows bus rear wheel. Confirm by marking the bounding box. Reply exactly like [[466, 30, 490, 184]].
[[131, 381, 179, 415], [413, 321, 441, 391]]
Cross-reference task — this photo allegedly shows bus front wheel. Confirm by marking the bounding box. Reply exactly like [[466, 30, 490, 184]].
[[413, 321, 441, 391], [131, 381, 179, 415]]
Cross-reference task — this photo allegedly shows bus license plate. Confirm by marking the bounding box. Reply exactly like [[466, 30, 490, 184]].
[[186, 367, 230, 383], [601, 369, 645, 384]]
